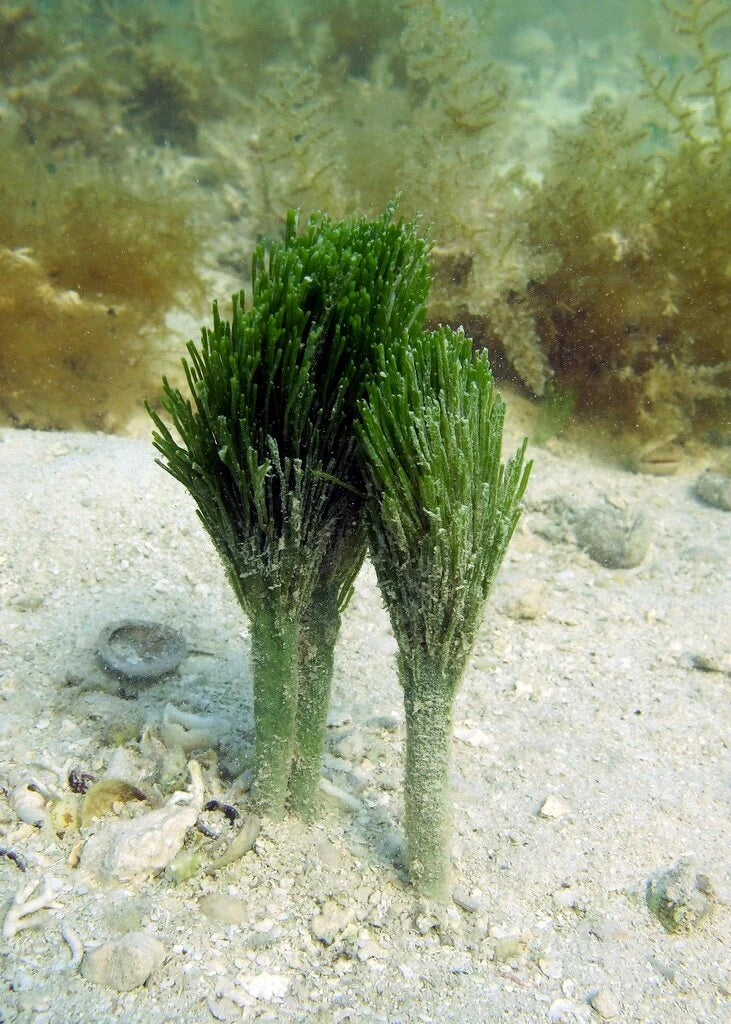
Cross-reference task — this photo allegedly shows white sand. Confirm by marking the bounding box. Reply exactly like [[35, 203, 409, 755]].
[[0, 424, 728, 1023]]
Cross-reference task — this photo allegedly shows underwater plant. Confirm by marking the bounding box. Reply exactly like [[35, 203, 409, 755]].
[[148, 206, 430, 820], [357, 326, 531, 898], [0, 142, 203, 431]]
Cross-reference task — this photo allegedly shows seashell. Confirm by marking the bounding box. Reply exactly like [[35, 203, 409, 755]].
[[81, 778, 146, 827], [205, 813, 261, 875], [11, 782, 49, 828]]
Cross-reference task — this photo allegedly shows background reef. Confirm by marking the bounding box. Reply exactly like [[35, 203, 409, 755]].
[[0, 0, 728, 447]]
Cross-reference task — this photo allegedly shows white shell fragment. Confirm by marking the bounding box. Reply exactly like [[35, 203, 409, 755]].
[[241, 972, 290, 1001], [81, 931, 166, 991], [161, 702, 231, 752]]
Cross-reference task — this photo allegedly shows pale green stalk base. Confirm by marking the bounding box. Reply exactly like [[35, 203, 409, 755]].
[[402, 663, 456, 900], [249, 603, 299, 819], [288, 583, 341, 821]]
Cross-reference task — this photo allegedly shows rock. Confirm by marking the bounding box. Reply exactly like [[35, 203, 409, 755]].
[[503, 586, 546, 620], [539, 958, 563, 979], [540, 795, 571, 819], [590, 988, 620, 1019], [81, 931, 165, 991], [198, 893, 248, 926], [490, 928, 524, 961], [694, 470, 731, 511], [452, 889, 480, 914], [575, 504, 650, 569], [81, 802, 198, 883], [310, 901, 355, 945], [548, 997, 587, 1022], [316, 837, 342, 869], [646, 858, 716, 932], [240, 972, 289, 1001]]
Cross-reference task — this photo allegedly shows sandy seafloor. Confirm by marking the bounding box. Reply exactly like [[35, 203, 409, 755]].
[[0, 416, 728, 1024]]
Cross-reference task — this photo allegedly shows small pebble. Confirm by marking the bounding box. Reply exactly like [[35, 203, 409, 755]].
[[548, 997, 586, 1022], [588, 918, 629, 943], [240, 972, 289, 1001], [81, 932, 165, 991], [198, 893, 248, 926], [539, 958, 563, 979], [694, 470, 731, 511], [590, 988, 620, 1019], [503, 587, 546, 620], [316, 837, 342, 869], [310, 901, 355, 945], [490, 929, 524, 961], [207, 996, 239, 1021], [540, 795, 571, 819], [575, 504, 650, 568]]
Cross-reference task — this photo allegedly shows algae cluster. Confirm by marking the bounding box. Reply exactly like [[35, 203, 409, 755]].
[[0, 0, 728, 443]]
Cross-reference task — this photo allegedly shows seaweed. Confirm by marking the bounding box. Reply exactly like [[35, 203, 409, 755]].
[[501, 0, 730, 441], [0, 141, 204, 431], [149, 206, 431, 820], [357, 324, 530, 897]]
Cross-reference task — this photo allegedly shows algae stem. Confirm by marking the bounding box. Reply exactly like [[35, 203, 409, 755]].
[[249, 603, 299, 819], [402, 664, 456, 900], [288, 582, 341, 821]]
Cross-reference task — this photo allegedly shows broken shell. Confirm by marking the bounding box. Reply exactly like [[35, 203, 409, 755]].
[[205, 813, 261, 875], [161, 702, 230, 753], [81, 778, 146, 827]]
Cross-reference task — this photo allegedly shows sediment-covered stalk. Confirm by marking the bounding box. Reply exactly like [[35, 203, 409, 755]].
[[288, 581, 341, 821], [249, 603, 300, 818]]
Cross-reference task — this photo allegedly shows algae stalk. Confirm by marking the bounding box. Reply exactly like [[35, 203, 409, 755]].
[[249, 601, 299, 819], [402, 665, 455, 899], [288, 581, 341, 821], [357, 325, 531, 897]]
